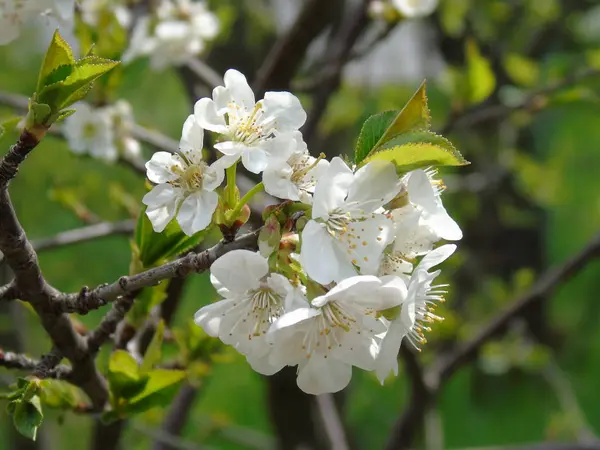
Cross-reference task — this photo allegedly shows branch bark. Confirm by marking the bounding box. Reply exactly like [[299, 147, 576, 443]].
[[0, 350, 71, 379]]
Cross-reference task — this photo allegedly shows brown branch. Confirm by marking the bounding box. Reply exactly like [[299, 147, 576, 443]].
[[32, 347, 64, 379], [0, 130, 109, 408], [87, 295, 136, 353], [56, 230, 260, 314], [0, 280, 19, 302], [0, 350, 72, 379], [253, 0, 344, 97], [151, 384, 199, 450]]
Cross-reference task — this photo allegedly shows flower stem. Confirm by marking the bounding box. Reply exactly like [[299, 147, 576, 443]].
[[229, 182, 264, 219], [225, 164, 237, 206]]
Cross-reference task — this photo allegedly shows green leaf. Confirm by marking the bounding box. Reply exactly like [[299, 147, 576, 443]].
[[13, 396, 43, 441], [37, 30, 74, 93], [30, 102, 52, 127], [123, 369, 186, 415], [354, 81, 430, 165], [107, 350, 148, 400], [361, 130, 469, 171], [465, 39, 496, 104], [135, 206, 211, 269], [140, 320, 165, 374], [37, 56, 119, 110], [354, 111, 398, 165], [39, 380, 85, 409], [54, 109, 76, 123]]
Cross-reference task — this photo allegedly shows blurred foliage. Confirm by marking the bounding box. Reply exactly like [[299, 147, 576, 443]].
[[1, 0, 600, 449]]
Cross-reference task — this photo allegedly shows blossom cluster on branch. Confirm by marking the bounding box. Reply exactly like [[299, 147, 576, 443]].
[[139, 69, 463, 394]]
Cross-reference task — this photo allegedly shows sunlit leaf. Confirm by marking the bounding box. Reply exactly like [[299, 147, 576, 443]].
[[13, 396, 43, 441], [37, 30, 74, 92], [466, 39, 496, 104]]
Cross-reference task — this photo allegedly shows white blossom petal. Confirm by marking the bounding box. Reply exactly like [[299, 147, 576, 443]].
[[210, 250, 268, 294], [176, 190, 218, 235]]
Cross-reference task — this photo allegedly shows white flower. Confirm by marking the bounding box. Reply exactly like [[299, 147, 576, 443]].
[[267, 275, 405, 395], [262, 132, 328, 202], [194, 250, 301, 375], [392, 0, 438, 18], [0, 0, 75, 45], [391, 169, 462, 258], [63, 102, 117, 162], [375, 244, 455, 383], [122, 0, 219, 69], [194, 69, 307, 174], [299, 157, 399, 285], [142, 115, 223, 235]]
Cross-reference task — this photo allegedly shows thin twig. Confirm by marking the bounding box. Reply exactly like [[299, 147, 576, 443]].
[[32, 347, 64, 379], [441, 68, 600, 134], [0, 350, 72, 379], [385, 231, 600, 450], [184, 59, 222, 90], [31, 220, 135, 253], [87, 295, 135, 353]]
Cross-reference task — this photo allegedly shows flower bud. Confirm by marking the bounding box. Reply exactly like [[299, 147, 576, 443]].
[[258, 215, 282, 258]]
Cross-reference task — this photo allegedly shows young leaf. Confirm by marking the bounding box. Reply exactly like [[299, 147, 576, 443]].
[[107, 350, 148, 400], [54, 109, 76, 123], [354, 110, 398, 165], [12, 396, 43, 441], [37, 30, 74, 92], [354, 81, 431, 165], [360, 130, 469, 171], [123, 369, 186, 415], [140, 320, 165, 373], [135, 206, 211, 269]]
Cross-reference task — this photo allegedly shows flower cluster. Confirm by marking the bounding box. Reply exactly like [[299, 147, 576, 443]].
[[0, 0, 75, 45], [140, 68, 462, 394], [123, 0, 219, 70], [63, 100, 141, 164]]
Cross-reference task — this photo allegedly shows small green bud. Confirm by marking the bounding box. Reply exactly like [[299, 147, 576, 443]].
[[258, 215, 282, 258]]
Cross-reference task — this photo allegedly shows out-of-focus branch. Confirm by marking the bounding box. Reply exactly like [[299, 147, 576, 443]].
[[315, 394, 350, 450], [441, 68, 600, 134], [302, 0, 371, 145], [433, 231, 600, 386], [0, 280, 18, 302], [0, 350, 72, 379], [184, 58, 222, 90], [31, 220, 135, 253], [386, 231, 600, 450], [152, 384, 199, 450], [253, 0, 344, 97], [448, 443, 600, 450], [293, 21, 396, 92]]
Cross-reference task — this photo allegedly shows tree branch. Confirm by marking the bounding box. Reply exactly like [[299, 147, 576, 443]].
[[87, 295, 136, 353], [31, 220, 135, 253], [302, 1, 371, 145], [315, 394, 350, 450], [0, 280, 19, 302], [253, 0, 344, 97], [441, 67, 600, 135], [56, 230, 260, 314], [0, 350, 71, 379]]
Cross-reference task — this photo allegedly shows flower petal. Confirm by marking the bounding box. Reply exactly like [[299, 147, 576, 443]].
[[296, 357, 352, 395], [312, 157, 354, 220], [146, 151, 180, 184], [211, 250, 268, 293], [346, 160, 400, 209], [142, 184, 180, 232], [194, 299, 236, 337], [261, 91, 307, 132], [241, 148, 269, 174], [176, 190, 218, 236], [194, 97, 227, 133], [262, 161, 299, 201], [223, 69, 255, 111], [300, 221, 345, 285], [179, 114, 204, 158]]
